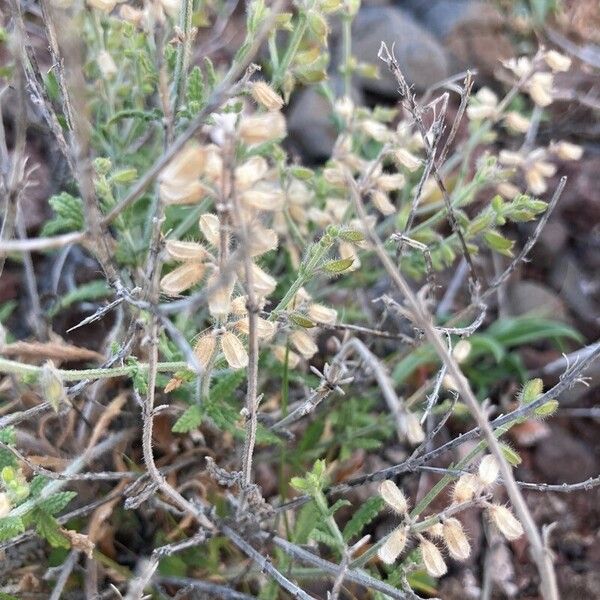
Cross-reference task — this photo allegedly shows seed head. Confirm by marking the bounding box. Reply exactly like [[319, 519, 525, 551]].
[[164, 240, 207, 262], [370, 190, 396, 216]]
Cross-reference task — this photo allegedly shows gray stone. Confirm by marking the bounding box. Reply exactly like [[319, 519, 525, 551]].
[[350, 6, 450, 97]]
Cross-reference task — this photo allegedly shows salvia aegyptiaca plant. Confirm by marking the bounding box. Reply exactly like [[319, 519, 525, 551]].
[[0, 0, 595, 598]]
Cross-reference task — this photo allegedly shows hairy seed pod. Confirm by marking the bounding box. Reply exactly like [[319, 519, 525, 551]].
[[290, 330, 318, 359], [199, 213, 220, 247], [379, 480, 409, 514], [487, 504, 524, 541], [393, 148, 421, 172], [420, 538, 447, 578], [544, 49, 571, 72], [307, 303, 337, 325], [40, 361, 67, 413], [207, 273, 235, 318], [221, 332, 248, 369], [452, 474, 479, 504], [238, 112, 286, 145], [160, 262, 205, 295], [164, 240, 207, 262], [378, 527, 408, 564], [273, 345, 300, 368], [194, 334, 216, 368], [443, 518, 471, 561]]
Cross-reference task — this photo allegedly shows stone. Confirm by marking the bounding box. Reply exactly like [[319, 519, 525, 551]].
[[399, 0, 513, 78], [505, 280, 569, 321], [350, 6, 450, 97]]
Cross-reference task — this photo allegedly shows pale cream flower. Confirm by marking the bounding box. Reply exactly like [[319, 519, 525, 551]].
[[467, 87, 498, 121], [370, 190, 396, 216], [289, 329, 318, 359], [199, 213, 220, 247], [504, 111, 530, 134], [194, 333, 217, 368], [478, 455, 500, 487], [405, 411, 425, 445], [359, 120, 391, 143], [241, 182, 285, 211], [550, 140, 583, 161], [334, 95, 354, 123], [160, 262, 206, 296], [503, 56, 533, 79], [527, 72, 553, 107], [452, 340, 472, 364], [235, 156, 269, 190], [207, 273, 236, 319], [393, 148, 421, 172]]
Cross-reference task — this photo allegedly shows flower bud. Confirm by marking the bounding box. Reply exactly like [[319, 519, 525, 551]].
[[290, 330, 318, 359], [160, 262, 206, 295], [250, 81, 284, 111], [478, 455, 499, 487], [544, 50, 571, 72], [378, 526, 408, 564], [419, 538, 447, 578], [379, 480, 409, 514], [487, 504, 524, 541], [221, 331, 248, 369], [443, 518, 471, 561], [40, 361, 67, 413]]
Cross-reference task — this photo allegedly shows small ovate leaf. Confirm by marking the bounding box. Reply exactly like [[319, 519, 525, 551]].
[[35, 510, 69, 548], [534, 399, 558, 417], [42, 193, 84, 236], [289, 314, 316, 329], [483, 230, 514, 256], [172, 404, 203, 433], [519, 378, 543, 405], [323, 257, 354, 273], [338, 229, 365, 243]]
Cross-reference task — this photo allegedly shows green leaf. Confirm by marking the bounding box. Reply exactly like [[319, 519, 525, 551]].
[[42, 193, 84, 236], [0, 516, 25, 541], [34, 510, 69, 548], [37, 491, 76, 516], [486, 317, 583, 348], [29, 475, 49, 498], [483, 230, 514, 256], [327, 498, 351, 517], [172, 404, 203, 433], [499, 443, 522, 466], [209, 369, 246, 404], [519, 378, 543, 405], [289, 314, 316, 328], [292, 500, 319, 544], [343, 496, 384, 541], [534, 400, 558, 417], [323, 257, 354, 273], [310, 527, 339, 549]]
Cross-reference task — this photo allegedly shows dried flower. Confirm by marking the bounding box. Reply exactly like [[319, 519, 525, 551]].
[[419, 538, 447, 578], [393, 148, 421, 172], [370, 189, 396, 215], [221, 331, 249, 369], [164, 240, 208, 262], [235, 156, 269, 190], [245, 263, 277, 297], [527, 72, 553, 107], [160, 262, 206, 296], [234, 316, 276, 340], [375, 173, 405, 192], [467, 88, 498, 121], [504, 111, 530, 134], [443, 518, 471, 561], [251, 81, 284, 111], [379, 480, 409, 515], [40, 361, 67, 413], [207, 273, 235, 318], [452, 473, 479, 504], [307, 303, 337, 325], [159, 145, 206, 205], [192, 334, 215, 369], [199, 213, 220, 247], [238, 112, 286, 145], [378, 526, 408, 564], [247, 224, 279, 257], [405, 411, 425, 445], [290, 330, 318, 359], [273, 345, 301, 368], [487, 504, 524, 541], [544, 50, 571, 73], [478, 455, 500, 487], [360, 120, 390, 143], [550, 141, 583, 161], [426, 523, 444, 538], [241, 183, 285, 211]]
